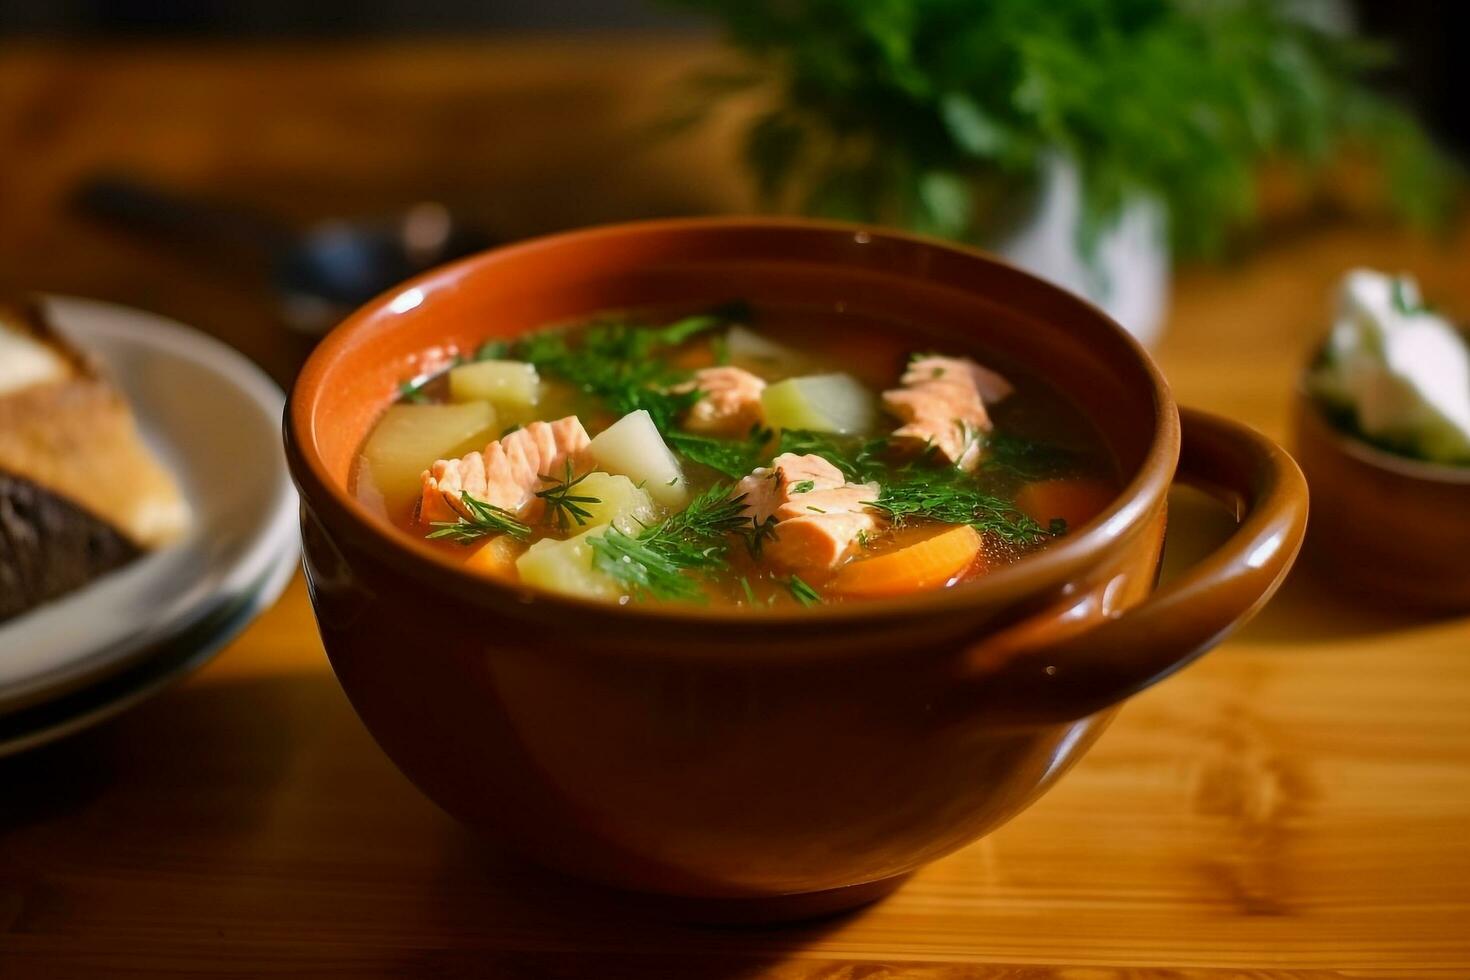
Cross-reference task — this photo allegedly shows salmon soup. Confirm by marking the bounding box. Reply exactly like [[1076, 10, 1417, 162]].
[[352, 304, 1118, 607]]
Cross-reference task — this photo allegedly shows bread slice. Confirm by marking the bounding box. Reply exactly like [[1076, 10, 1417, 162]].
[[0, 472, 142, 622], [0, 299, 191, 622]]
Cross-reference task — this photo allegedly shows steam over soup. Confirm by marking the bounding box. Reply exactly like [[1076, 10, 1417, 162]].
[[352, 305, 1118, 607]]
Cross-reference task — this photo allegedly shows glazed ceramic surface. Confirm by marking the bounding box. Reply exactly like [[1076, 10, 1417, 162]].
[[286, 219, 1307, 916], [1294, 385, 1470, 611], [986, 155, 1169, 347]]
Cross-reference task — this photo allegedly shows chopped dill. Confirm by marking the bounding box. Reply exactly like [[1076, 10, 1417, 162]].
[[398, 378, 431, 404], [742, 514, 778, 558], [535, 461, 600, 533], [474, 338, 512, 361], [806, 505, 826, 513], [590, 530, 699, 601], [711, 333, 731, 366], [657, 313, 724, 345], [1390, 276, 1429, 316], [425, 492, 532, 544], [667, 426, 771, 478], [982, 432, 1078, 481], [739, 575, 758, 605], [789, 480, 815, 493], [589, 483, 751, 601], [872, 470, 1049, 544], [503, 309, 736, 432], [787, 575, 821, 607]]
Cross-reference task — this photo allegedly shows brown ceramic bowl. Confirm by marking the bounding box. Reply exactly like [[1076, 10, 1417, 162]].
[[1293, 378, 1470, 611], [286, 218, 1308, 921]]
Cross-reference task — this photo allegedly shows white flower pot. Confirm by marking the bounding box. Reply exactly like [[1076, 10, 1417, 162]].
[[983, 157, 1170, 347]]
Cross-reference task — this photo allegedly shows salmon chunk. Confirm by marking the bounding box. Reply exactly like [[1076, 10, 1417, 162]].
[[734, 453, 845, 524], [420, 416, 591, 525], [674, 366, 767, 436], [733, 452, 881, 571], [882, 355, 1014, 471]]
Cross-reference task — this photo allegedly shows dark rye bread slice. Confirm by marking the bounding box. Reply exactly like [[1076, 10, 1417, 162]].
[[0, 471, 141, 621], [0, 298, 190, 624]]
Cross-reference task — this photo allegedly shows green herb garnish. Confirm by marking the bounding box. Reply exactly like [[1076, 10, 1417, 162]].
[[474, 339, 512, 361], [589, 483, 752, 601], [508, 312, 730, 432], [667, 426, 771, 479], [787, 575, 821, 607], [743, 514, 778, 558], [657, 313, 724, 345], [535, 462, 600, 533], [789, 480, 815, 493], [872, 471, 1049, 544], [398, 379, 431, 404], [982, 432, 1079, 481], [425, 492, 532, 544], [1390, 277, 1431, 316], [774, 429, 1050, 541]]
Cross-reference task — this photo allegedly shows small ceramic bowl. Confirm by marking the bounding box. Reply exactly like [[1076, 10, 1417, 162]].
[[1293, 378, 1470, 611], [286, 219, 1308, 921]]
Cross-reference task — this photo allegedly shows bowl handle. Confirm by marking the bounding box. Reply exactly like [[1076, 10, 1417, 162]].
[[960, 408, 1308, 725]]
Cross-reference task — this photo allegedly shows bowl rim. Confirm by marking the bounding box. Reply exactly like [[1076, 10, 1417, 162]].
[[286, 216, 1181, 628], [1295, 364, 1470, 487]]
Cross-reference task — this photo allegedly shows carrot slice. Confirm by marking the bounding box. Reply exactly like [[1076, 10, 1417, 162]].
[[462, 535, 526, 580], [828, 525, 983, 598], [1015, 478, 1114, 532]]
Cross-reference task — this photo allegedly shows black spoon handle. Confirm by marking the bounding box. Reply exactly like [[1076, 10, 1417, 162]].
[[72, 174, 293, 257]]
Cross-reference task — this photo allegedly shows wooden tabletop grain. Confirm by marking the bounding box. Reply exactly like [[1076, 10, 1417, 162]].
[[2, 39, 1468, 979]]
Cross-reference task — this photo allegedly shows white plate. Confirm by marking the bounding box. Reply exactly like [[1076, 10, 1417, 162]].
[[0, 297, 299, 713], [0, 538, 299, 757]]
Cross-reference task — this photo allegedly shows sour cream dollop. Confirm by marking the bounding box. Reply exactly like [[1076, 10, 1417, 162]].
[[1310, 269, 1470, 465]]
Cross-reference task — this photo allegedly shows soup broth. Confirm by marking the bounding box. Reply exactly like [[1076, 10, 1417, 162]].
[[352, 304, 1117, 607]]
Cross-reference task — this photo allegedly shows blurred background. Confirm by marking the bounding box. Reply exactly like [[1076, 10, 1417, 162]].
[[0, 1, 696, 33], [1, 0, 1460, 153], [0, 0, 1464, 379], [4, 7, 1470, 968]]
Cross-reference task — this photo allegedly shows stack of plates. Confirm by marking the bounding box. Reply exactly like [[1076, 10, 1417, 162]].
[[0, 298, 299, 756]]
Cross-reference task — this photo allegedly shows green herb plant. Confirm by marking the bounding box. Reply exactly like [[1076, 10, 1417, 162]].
[[666, 0, 1455, 258]]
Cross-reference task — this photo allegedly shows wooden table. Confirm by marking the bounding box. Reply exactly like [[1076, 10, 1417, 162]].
[[3, 40, 1469, 979]]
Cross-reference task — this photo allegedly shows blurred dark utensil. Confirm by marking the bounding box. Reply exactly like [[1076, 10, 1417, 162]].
[[74, 174, 493, 334]]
